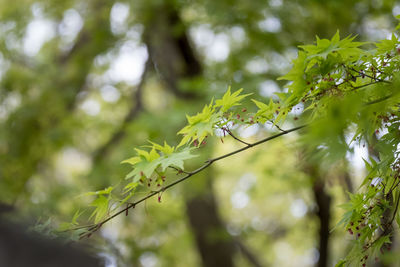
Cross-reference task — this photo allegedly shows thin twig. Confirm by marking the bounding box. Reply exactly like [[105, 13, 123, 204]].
[[168, 166, 190, 175], [223, 127, 251, 146], [350, 81, 382, 91], [63, 223, 97, 232], [268, 120, 287, 133], [390, 190, 400, 225], [387, 178, 400, 196], [387, 178, 400, 201], [348, 67, 390, 84]]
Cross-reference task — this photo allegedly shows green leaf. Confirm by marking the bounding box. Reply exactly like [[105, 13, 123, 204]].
[[57, 222, 73, 232], [134, 148, 154, 161], [252, 99, 269, 110], [177, 103, 221, 147], [396, 211, 400, 229], [299, 31, 365, 61], [376, 33, 399, 54], [71, 209, 83, 225], [117, 190, 136, 208], [372, 235, 391, 254], [125, 159, 160, 181], [159, 147, 197, 171], [331, 210, 353, 232], [252, 99, 279, 123], [83, 186, 113, 197], [215, 87, 251, 112], [149, 141, 175, 155], [90, 195, 109, 224], [396, 15, 400, 30], [121, 156, 141, 165], [123, 181, 139, 193], [124, 147, 162, 181], [335, 259, 346, 267]]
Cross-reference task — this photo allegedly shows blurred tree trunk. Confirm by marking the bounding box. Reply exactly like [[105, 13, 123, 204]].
[[143, 3, 201, 99], [143, 3, 238, 266], [186, 182, 236, 267], [313, 179, 331, 267], [302, 158, 331, 267]]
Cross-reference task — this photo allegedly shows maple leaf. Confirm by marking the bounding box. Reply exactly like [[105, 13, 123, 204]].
[[177, 102, 221, 147], [215, 87, 251, 112], [89, 195, 109, 224], [125, 159, 161, 182], [252, 99, 280, 123], [121, 156, 141, 165], [124, 147, 161, 181], [148, 141, 175, 155], [159, 147, 198, 171]]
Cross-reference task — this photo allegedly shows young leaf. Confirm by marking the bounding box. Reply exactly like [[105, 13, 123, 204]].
[[149, 141, 175, 155], [121, 156, 141, 165], [334, 259, 346, 267], [215, 87, 251, 112], [125, 159, 160, 181], [177, 107, 221, 147], [83, 186, 113, 197], [90, 195, 109, 224], [159, 147, 198, 171]]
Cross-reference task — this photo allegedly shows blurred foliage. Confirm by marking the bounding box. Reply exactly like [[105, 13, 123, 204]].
[[0, 0, 400, 266]]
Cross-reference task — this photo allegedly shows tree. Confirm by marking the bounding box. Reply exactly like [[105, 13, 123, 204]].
[[1, 1, 400, 267], [66, 25, 400, 266]]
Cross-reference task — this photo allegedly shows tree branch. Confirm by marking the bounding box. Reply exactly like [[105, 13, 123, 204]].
[[348, 67, 391, 84], [222, 127, 251, 146], [267, 120, 287, 133], [79, 124, 306, 237], [390, 191, 400, 225]]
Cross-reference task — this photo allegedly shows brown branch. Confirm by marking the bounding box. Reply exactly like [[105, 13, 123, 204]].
[[350, 81, 382, 91], [390, 190, 400, 225], [267, 120, 287, 133], [222, 127, 251, 146], [168, 166, 190, 175], [79, 124, 307, 237], [387, 178, 400, 197], [348, 67, 390, 84]]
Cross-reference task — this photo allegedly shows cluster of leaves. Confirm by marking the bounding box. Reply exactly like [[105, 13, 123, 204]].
[[68, 19, 400, 265], [73, 87, 252, 229], [271, 28, 400, 266], [177, 87, 252, 147]]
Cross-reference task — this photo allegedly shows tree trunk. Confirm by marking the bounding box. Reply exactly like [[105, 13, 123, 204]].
[[302, 159, 331, 267], [143, 3, 239, 266], [313, 179, 331, 267], [186, 184, 236, 267]]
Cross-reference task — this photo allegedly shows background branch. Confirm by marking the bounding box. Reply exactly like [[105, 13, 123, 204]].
[[93, 59, 151, 163]]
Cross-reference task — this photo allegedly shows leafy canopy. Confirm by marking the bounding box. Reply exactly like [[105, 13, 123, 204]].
[[69, 20, 400, 266]]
